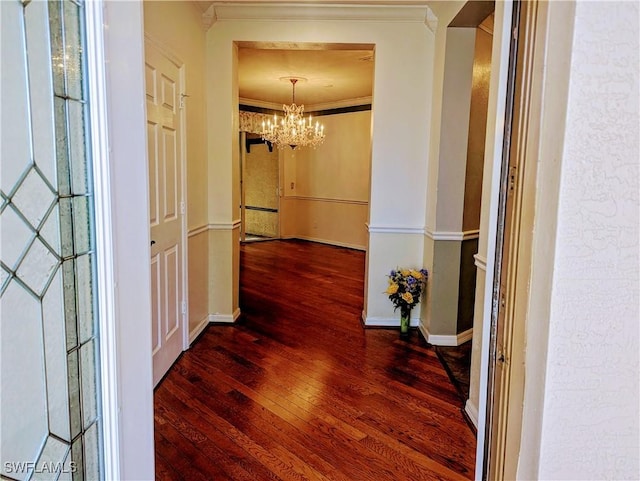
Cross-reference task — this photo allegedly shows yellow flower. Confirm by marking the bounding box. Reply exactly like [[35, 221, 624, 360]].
[[400, 269, 410, 277], [410, 270, 422, 279], [386, 283, 399, 295], [402, 292, 414, 304]]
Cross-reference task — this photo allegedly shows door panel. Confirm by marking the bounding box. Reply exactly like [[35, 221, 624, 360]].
[[162, 126, 178, 221], [164, 245, 180, 338], [148, 122, 159, 226], [145, 41, 184, 386], [150, 253, 161, 355]]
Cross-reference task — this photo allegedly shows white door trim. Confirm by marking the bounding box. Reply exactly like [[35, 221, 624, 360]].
[[87, 2, 155, 479], [85, 2, 120, 479]]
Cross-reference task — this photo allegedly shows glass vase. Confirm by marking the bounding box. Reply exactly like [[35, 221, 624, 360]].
[[400, 307, 411, 339]]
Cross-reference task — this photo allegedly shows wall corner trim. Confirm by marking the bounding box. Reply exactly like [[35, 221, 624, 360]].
[[465, 399, 479, 428], [473, 253, 487, 271]]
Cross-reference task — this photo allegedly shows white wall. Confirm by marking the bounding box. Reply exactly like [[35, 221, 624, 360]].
[[102, 2, 155, 478], [536, 2, 639, 478]]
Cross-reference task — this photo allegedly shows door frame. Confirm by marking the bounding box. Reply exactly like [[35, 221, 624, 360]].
[[144, 33, 191, 354], [472, 1, 516, 477], [86, 1, 155, 479], [478, 1, 576, 478]]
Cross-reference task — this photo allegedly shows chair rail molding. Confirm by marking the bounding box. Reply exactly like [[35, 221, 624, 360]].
[[425, 229, 480, 241], [474, 253, 487, 271], [367, 224, 425, 235]]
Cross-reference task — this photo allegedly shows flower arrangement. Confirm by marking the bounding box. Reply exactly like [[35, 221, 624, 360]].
[[385, 268, 429, 315]]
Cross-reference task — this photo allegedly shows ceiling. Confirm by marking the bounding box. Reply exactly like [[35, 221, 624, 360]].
[[192, 1, 494, 109], [237, 46, 375, 108]]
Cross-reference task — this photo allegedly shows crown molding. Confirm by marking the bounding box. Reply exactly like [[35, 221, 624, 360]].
[[239, 95, 372, 112], [424, 7, 437, 33], [308, 96, 372, 111], [239, 97, 284, 111], [202, 3, 217, 30], [212, 3, 434, 23]]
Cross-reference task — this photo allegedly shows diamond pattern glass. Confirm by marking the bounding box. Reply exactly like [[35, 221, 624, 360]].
[[0, 1, 103, 479], [11, 167, 57, 230], [15, 236, 59, 296], [1, 205, 34, 271]]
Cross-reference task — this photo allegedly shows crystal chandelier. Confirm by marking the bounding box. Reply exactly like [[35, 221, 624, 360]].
[[261, 78, 325, 150]]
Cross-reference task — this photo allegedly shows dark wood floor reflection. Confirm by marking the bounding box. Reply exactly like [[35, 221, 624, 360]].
[[154, 240, 476, 480]]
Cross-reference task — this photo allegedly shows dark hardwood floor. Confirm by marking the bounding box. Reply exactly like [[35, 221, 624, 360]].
[[154, 239, 476, 480]]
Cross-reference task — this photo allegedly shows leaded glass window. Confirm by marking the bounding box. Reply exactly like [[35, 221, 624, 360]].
[[1, 1, 103, 479]]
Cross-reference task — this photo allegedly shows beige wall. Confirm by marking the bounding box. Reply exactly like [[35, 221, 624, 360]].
[[462, 27, 492, 232], [457, 26, 493, 335], [143, 1, 209, 336], [280, 110, 371, 249], [434, 27, 475, 233], [294, 111, 371, 201]]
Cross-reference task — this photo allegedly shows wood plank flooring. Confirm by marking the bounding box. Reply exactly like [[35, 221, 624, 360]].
[[154, 239, 476, 480]]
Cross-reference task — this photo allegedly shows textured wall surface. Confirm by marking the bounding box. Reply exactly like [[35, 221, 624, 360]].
[[244, 141, 279, 237], [538, 2, 639, 479]]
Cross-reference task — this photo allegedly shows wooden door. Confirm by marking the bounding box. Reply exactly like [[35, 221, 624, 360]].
[[145, 41, 185, 386]]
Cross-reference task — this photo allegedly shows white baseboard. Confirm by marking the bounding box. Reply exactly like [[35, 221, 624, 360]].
[[362, 311, 421, 328], [282, 235, 366, 251], [189, 316, 209, 345], [418, 325, 473, 346], [465, 399, 479, 429], [209, 308, 241, 324]]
